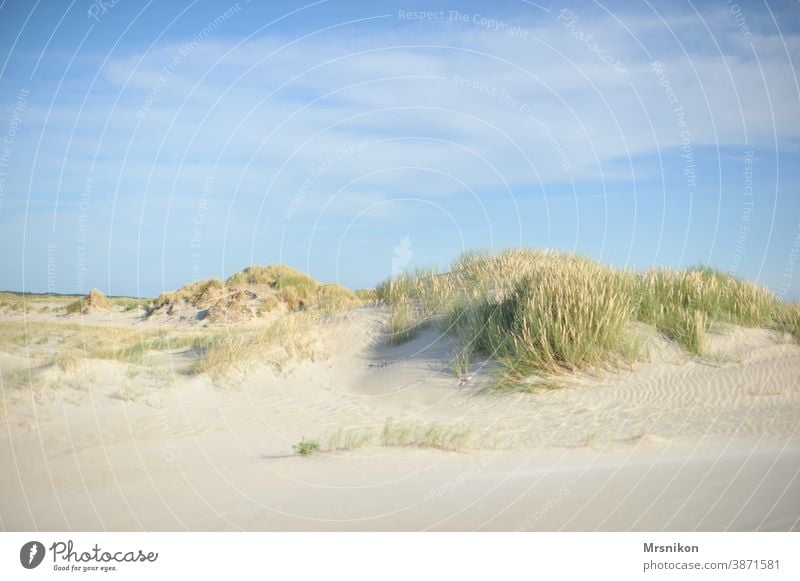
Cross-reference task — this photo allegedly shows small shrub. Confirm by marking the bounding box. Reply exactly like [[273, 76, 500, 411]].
[[293, 438, 320, 456]]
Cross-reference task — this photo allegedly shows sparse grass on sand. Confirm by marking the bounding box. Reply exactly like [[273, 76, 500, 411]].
[[292, 421, 473, 456], [0, 310, 319, 391], [381, 420, 472, 451], [377, 248, 795, 390], [190, 313, 317, 377]]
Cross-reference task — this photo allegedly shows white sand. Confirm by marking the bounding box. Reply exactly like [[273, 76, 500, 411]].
[[1, 307, 799, 530]]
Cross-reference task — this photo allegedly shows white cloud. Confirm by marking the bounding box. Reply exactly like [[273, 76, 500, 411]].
[[6, 6, 799, 246]]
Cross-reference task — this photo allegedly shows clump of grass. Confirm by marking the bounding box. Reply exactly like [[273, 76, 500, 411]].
[[314, 284, 360, 313], [293, 421, 473, 456], [191, 314, 316, 377], [381, 420, 471, 451], [451, 342, 473, 379], [324, 427, 373, 451], [190, 332, 249, 375], [354, 288, 377, 302], [775, 302, 800, 341], [387, 300, 429, 345], [447, 256, 636, 383], [293, 437, 320, 456], [632, 267, 778, 354], [376, 268, 458, 345], [376, 267, 455, 311]]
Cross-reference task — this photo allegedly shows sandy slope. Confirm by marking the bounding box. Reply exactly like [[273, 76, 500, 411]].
[[1, 307, 799, 531]]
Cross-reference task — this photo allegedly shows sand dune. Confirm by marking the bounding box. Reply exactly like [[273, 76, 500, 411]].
[[1, 304, 798, 531]]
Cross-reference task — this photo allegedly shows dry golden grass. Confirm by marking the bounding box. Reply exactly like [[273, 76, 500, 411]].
[[190, 313, 318, 378], [150, 264, 361, 319], [0, 311, 319, 388]]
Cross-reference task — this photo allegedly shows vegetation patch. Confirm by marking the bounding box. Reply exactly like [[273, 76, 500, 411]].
[[377, 248, 796, 390], [292, 421, 473, 456], [66, 288, 111, 314], [149, 264, 362, 321]]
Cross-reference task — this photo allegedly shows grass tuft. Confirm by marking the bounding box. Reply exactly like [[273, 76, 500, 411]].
[[293, 438, 321, 456], [381, 420, 471, 451]]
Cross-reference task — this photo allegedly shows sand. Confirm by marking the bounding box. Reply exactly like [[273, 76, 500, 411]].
[[1, 306, 799, 531]]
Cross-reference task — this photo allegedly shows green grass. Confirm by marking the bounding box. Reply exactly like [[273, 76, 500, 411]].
[[775, 302, 800, 340], [631, 267, 778, 354], [386, 300, 430, 346], [377, 248, 796, 390], [293, 438, 321, 456], [451, 342, 473, 379]]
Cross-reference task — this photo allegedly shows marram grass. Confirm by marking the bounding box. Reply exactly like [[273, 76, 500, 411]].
[[379, 248, 795, 390]]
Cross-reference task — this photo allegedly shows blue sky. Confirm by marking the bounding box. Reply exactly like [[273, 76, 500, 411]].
[[0, 0, 798, 298]]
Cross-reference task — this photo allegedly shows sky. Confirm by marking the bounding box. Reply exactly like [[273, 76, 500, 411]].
[[0, 0, 798, 298]]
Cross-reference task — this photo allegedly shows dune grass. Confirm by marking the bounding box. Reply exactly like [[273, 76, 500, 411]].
[[151, 264, 362, 317], [377, 248, 794, 390], [631, 267, 778, 354], [775, 302, 800, 340], [293, 421, 473, 456], [150, 278, 224, 313], [0, 311, 318, 384], [190, 313, 317, 377], [323, 427, 373, 452], [354, 288, 378, 302], [226, 264, 360, 312], [381, 420, 472, 451], [65, 288, 111, 314]]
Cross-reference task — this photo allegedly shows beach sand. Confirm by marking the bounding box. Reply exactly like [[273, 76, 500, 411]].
[[1, 306, 798, 530]]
